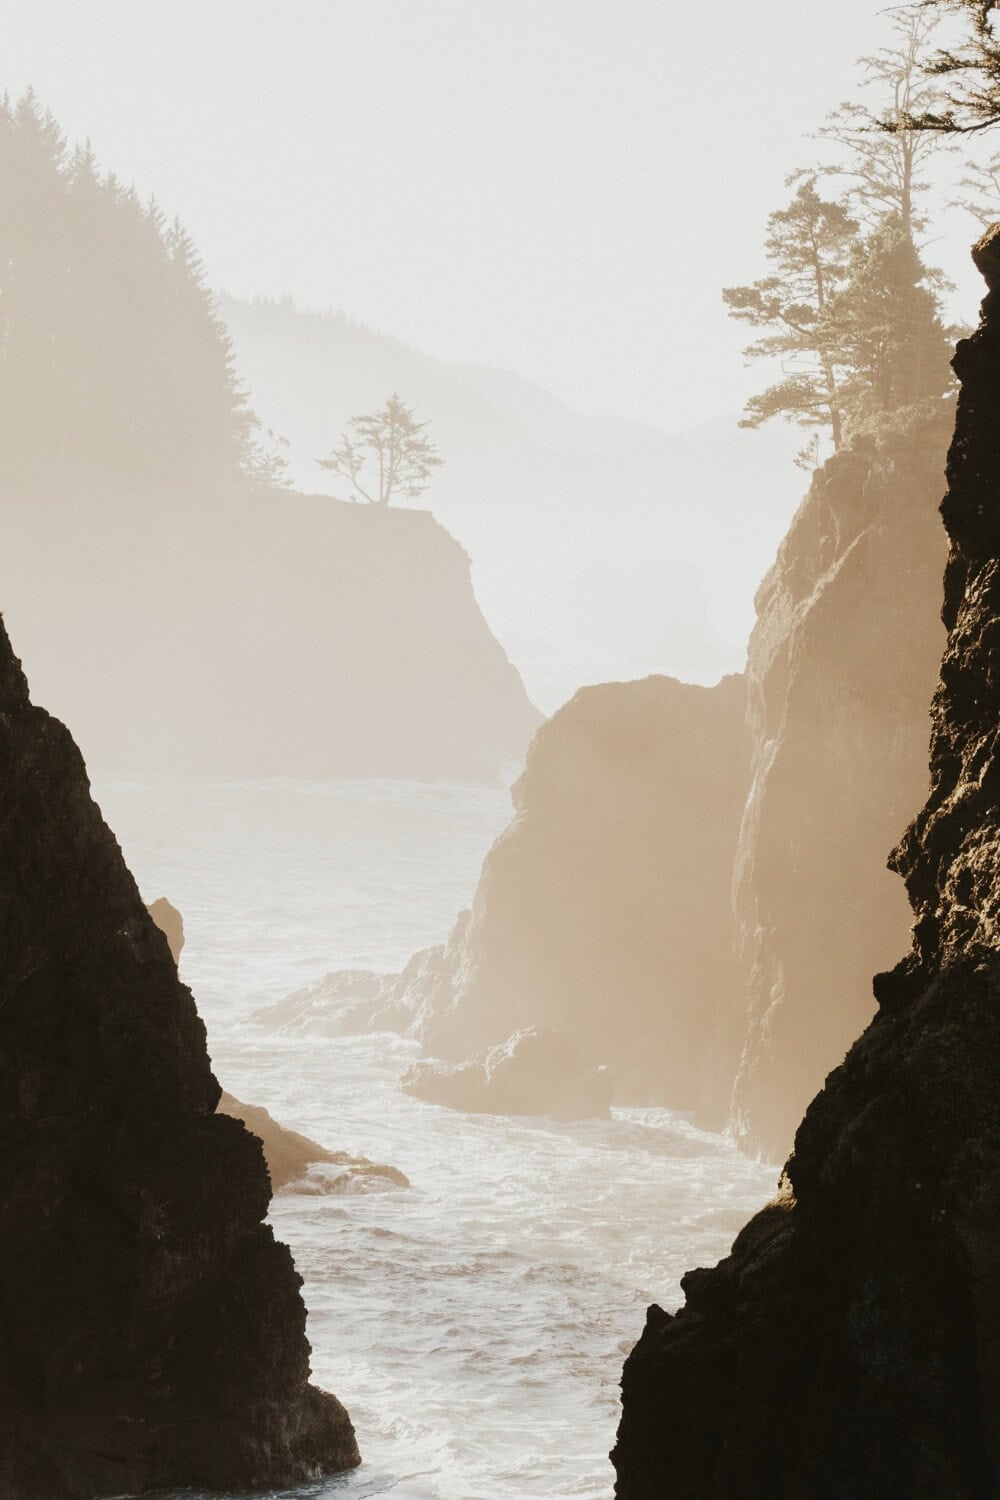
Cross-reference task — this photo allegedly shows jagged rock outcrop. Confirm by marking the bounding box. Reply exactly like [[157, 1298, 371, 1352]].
[[2, 490, 540, 783], [612, 233, 1000, 1499], [147, 895, 185, 963], [730, 434, 948, 1159], [260, 674, 750, 1124], [400, 1026, 613, 1121], [0, 614, 359, 1496], [218, 1092, 409, 1192]]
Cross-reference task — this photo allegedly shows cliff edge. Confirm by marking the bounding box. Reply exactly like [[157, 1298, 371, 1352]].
[[1, 490, 540, 783], [0, 613, 359, 1495], [611, 235, 1000, 1499]]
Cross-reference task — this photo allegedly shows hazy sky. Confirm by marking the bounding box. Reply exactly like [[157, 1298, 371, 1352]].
[[7, 0, 986, 430]]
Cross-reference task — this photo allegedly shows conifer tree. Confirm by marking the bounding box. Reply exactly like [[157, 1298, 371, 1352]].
[[723, 177, 859, 449], [0, 92, 264, 489]]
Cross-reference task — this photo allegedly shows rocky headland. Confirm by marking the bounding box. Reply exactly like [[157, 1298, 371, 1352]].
[[611, 231, 1000, 1500], [268, 465, 945, 1154], [0, 613, 359, 1495], [1, 489, 540, 784]]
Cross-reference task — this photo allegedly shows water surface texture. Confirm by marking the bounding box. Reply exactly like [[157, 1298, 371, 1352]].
[[97, 777, 776, 1500]]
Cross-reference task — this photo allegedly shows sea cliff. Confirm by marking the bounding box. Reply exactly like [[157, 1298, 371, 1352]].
[[611, 231, 1000, 1500], [0, 613, 359, 1495], [0, 488, 540, 783]]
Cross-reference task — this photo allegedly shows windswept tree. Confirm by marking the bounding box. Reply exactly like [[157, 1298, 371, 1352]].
[[317, 394, 443, 506], [819, 9, 951, 236], [892, 0, 1000, 133], [826, 215, 955, 441], [723, 177, 859, 449], [726, 7, 958, 458]]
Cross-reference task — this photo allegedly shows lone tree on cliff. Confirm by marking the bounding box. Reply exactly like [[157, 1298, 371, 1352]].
[[316, 393, 443, 506]]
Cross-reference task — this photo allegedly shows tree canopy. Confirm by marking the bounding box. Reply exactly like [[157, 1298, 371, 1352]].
[[896, 1, 1000, 132], [724, 11, 956, 459], [0, 91, 268, 489]]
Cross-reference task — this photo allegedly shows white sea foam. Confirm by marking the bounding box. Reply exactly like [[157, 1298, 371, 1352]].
[[97, 777, 776, 1500]]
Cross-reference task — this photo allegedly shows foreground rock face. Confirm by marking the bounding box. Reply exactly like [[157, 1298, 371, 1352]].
[[612, 237, 1000, 1499], [400, 1027, 613, 1121], [0, 616, 359, 1496], [731, 438, 947, 1159], [267, 676, 750, 1124]]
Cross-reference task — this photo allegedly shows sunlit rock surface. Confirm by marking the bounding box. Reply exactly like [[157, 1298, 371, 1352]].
[[219, 1092, 409, 1193], [731, 433, 948, 1159], [0, 615, 359, 1495], [400, 1026, 613, 1120], [265, 674, 750, 1124], [612, 237, 1000, 1500], [146, 894, 184, 963], [1, 491, 540, 783]]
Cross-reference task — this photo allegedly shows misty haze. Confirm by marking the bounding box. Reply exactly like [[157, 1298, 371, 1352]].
[[5, 3, 1000, 1498]]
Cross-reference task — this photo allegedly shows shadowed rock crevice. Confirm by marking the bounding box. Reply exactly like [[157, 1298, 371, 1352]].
[[611, 234, 1000, 1500], [0, 614, 359, 1496]]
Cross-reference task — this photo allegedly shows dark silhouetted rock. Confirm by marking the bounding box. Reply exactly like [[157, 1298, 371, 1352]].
[[147, 894, 185, 963], [400, 1026, 613, 1120], [612, 239, 1000, 1500], [0, 614, 359, 1496], [218, 1092, 408, 1193], [730, 435, 948, 1159]]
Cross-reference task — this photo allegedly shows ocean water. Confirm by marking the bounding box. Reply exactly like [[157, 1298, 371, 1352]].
[[95, 776, 777, 1500]]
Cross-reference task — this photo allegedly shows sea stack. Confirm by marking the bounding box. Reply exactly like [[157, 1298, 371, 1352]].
[[0, 614, 359, 1494], [611, 233, 1000, 1498]]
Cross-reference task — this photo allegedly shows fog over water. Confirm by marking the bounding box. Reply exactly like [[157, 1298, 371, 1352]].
[[3, 1, 988, 1493]]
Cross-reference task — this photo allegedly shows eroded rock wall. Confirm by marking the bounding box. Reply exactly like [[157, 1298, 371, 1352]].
[[731, 438, 947, 1158], [0, 614, 359, 1497], [611, 235, 1000, 1500]]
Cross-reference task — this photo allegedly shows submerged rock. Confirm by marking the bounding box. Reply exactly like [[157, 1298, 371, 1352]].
[[0, 614, 359, 1495], [219, 1091, 409, 1192], [611, 236, 1000, 1499], [400, 1025, 613, 1121], [251, 967, 398, 1035]]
